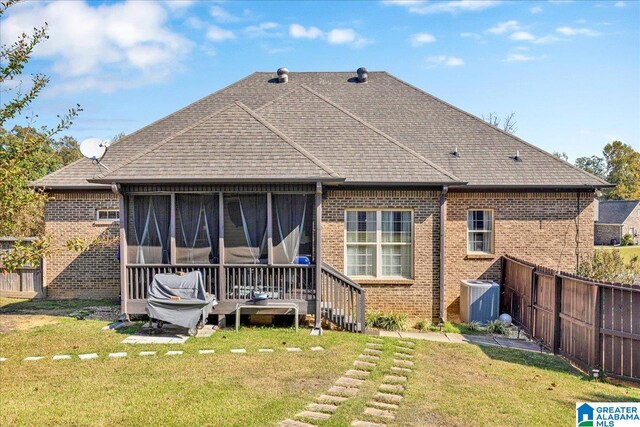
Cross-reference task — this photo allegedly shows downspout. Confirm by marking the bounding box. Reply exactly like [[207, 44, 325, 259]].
[[112, 183, 129, 321], [313, 181, 323, 334], [439, 185, 448, 322]]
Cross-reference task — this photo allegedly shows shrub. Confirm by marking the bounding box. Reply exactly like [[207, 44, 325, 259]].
[[415, 320, 430, 331], [577, 249, 640, 283], [487, 319, 508, 335], [466, 321, 482, 332], [365, 311, 408, 331], [621, 233, 634, 246]]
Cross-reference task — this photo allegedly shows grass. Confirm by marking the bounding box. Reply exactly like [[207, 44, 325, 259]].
[[596, 245, 640, 263], [1, 299, 638, 426], [414, 320, 486, 335]]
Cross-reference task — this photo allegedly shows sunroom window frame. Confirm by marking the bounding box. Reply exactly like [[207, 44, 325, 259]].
[[344, 209, 414, 280], [466, 208, 495, 255]]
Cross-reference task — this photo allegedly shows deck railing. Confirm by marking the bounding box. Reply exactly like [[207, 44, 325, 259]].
[[320, 263, 366, 333], [127, 264, 220, 300], [224, 265, 315, 300]]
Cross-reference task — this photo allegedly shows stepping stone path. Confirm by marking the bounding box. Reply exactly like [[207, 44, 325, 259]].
[[53, 355, 72, 360], [108, 352, 127, 358], [24, 356, 44, 361], [259, 348, 274, 353], [310, 346, 324, 351], [79, 353, 98, 360], [198, 349, 215, 354], [139, 351, 156, 356], [230, 348, 246, 354], [165, 350, 183, 356], [0, 357, 6, 362], [280, 340, 382, 427], [286, 347, 302, 352], [353, 340, 417, 426]]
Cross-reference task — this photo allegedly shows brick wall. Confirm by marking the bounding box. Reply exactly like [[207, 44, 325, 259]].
[[595, 224, 621, 245], [44, 191, 120, 299], [622, 206, 640, 245], [444, 191, 595, 318], [322, 190, 441, 320]]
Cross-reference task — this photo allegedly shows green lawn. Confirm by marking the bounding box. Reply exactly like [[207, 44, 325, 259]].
[[1, 300, 638, 426], [596, 245, 640, 262]]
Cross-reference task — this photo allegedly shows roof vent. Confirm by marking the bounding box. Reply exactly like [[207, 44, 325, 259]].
[[512, 150, 521, 161], [356, 67, 368, 83], [277, 67, 289, 83], [451, 147, 460, 157]]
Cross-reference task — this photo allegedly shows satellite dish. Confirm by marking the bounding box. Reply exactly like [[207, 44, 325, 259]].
[[80, 138, 108, 161]]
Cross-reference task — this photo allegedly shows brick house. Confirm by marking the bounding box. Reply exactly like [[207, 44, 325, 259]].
[[32, 69, 611, 328], [595, 200, 640, 245]]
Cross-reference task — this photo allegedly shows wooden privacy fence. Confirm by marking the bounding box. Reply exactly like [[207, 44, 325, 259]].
[[501, 255, 640, 382], [0, 237, 44, 299]]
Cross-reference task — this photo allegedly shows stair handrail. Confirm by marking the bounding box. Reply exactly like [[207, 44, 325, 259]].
[[321, 262, 365, 292]]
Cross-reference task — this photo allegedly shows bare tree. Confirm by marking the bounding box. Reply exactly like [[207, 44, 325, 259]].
[[482, 112, 517, 134]]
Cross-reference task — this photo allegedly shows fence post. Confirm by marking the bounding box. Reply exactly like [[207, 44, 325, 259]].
[[592, 284, 602, 370], [553, 274, 562, 354], [500, 256, 507, 313], [530, 267, 536, 337]]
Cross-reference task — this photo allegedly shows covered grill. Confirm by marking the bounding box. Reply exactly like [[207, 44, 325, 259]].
[[146, 271, 216, 333]]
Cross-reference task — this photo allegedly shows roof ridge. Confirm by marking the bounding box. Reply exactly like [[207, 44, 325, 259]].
[[98, 103, 241, 180], [298, 84, 464, 184], [383, 72, 612, 186], [234, 101, 339, 178]]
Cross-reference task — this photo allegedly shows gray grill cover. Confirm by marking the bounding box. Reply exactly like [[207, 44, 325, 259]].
[[146, 271, 216, 328]]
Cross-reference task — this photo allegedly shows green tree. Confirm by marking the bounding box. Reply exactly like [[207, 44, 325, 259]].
[[575, 155, 607, 180], [52, 135, 82, 166], [552, 151, 569, 162], [603, 141, 640, 200]]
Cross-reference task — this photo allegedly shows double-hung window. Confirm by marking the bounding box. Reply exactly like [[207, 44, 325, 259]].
[[467, 210, 494, 254], [345, 210, 413, 279]]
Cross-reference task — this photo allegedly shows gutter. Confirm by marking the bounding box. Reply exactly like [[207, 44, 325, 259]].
[[439, 185, 448, 322], [87, 177, 346, 185]]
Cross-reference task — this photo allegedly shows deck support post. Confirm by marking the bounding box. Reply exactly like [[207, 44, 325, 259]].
[[115, 184, 128, 319], [439, 185, 448, 322], [313, 181, 323, 331], [170, 193, 176, 265], [218, 192, 225, 302]]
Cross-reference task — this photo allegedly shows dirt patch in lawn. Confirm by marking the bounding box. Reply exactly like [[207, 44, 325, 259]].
[[0, 314, 61, 333]]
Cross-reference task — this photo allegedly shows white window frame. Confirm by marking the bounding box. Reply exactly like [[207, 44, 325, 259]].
[[466, 209, 495, 254], [344, 209, 414, 279], [96, 209, 119, 223]]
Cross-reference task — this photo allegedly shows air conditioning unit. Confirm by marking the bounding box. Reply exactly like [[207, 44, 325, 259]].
[[460, 280, 500, 324]]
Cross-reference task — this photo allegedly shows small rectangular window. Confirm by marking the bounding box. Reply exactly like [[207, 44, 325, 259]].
[[467, 210, 494, 254], [96, 209, 119, 222]]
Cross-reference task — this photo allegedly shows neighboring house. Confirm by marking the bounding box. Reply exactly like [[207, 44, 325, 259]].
[[595, 200, 640, 245], [30, 69, 611, 328]]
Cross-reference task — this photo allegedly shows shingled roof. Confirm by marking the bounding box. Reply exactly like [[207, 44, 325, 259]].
[[32, 70, 611, 189], [597, 200, 640, 224]]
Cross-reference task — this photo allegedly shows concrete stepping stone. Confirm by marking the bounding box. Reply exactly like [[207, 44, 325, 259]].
[[368, 401, 399, 410], [139, 351, 156, 356], [310, 346, 324, 351], [23, 356, 44, 361], [336, 376, 365, 387], [0, 357, 6, 362], [199, 349, 215, 354], [390, 366, 412, 374], [317, 394, 348, 404], [345, 369, 371, 378], [366, 343, 383, 349], [393, 359, 414, 367], [53, 355, 72, 360], [379, 384, 405, 393], [307, 403, 338, 413], [368, 337, 384, 342], [383, 375, 407, 383], [364, 407, 396, 420], [351, 421, 386, 427], [398, 340, 415, 346], [395, 346, 414, 353], [259, 348, 274, 353], [375, 392, 403, 403], [296, 411, 331, 421], [354, 360, 376, 369], [108, 352, 127, 358], [328, 385, 359, 397], [394, 352, 413, 359], [230, 348, 246, 354], [166, 350, 183, 356], [286, 347, 302, 352], [279, 419, 316, 427], [363, 348, 383, 355], [358, 354, 380, 361], [79, 353, 98, 360]]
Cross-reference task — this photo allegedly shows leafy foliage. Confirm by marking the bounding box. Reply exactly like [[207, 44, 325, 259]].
[[365, 310, 408, 331], [553, 152, 569, 162], [0, 236, 51, 272], [575, 155, 608, 180], [603, 141, 640, 200], [621, 233, 635, 247], [487, 319, 508, 335], [577, 249, 640, 284]]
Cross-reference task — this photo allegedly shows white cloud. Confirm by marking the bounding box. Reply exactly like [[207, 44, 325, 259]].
[[289, 24, 323, 39], [327, 28, 371, 47], [206, 25, 236, 42], [556, 26, 600, 36], [163, 0, 194, 11], [0, 0, 192, 93], [384, 0, 500, 15], [244, 22, 280, 38], [530, 6, 543, 14], [614, 1, 626, 7], [487, 20, 520, 34], [460, 32, 482, 39], [504, 53, 538, 62], [209, 5, 240, 23], [427, 55, 464, 67], [509, 31, 536, 41], [410, 32, 437, 46]]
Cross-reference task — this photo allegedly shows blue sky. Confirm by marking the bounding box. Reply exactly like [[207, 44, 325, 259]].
[[2, 0, 639, 160]]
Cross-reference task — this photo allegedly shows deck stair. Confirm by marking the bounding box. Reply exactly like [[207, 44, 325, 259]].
[[320, 263, 365, 333]]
